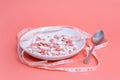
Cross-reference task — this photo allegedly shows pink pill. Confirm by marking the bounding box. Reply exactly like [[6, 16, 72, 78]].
[[54, 35, 60, 39]]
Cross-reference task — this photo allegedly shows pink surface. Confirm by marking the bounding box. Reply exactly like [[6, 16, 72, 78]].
[[0, 0, 120, 80]]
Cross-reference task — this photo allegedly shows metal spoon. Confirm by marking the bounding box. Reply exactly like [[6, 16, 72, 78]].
[[83, 30, 104, 64]]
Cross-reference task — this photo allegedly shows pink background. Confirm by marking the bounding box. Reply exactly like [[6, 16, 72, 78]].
[[0, 0, 120, 80]]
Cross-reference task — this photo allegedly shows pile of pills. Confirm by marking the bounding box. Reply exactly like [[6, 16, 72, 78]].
[[27, 34, 77, 56]]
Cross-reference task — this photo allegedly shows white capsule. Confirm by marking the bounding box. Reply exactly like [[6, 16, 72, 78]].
[[66, 46, 70, 50], [36, 35, 40, 38], [54, 39, 58, 43], [31, 48, 40, 52], [64, 50, 69, 54], [59, 45, 65, 49], [40, 40, 46, 44], [47, 52, 52, 56], [64, 35, 69, 39], [33, 51, 39, 54], [72, 41, 76, 45], [45, 40, 51, 44], [57, 41, 63, 44], [60, 51, 66, 55], [26, 48, 32, 53], [51, 51, 59, 54], [38, 34, 44, 39], [36, 41, 41, 44], [51, 48, 56, 51], [31, 46, 38, 48], [32, 36, 37, 44], [58, 37, 63, 41], [39, 46, 50, 50], [74, 45, 78, 49]]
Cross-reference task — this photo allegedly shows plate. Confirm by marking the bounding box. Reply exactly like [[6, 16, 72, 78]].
[[19, 26, 86, 60]]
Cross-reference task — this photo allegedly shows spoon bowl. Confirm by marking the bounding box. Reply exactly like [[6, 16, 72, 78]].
[[92, 30, 104, 44]]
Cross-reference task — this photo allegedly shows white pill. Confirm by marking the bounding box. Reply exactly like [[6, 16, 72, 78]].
[[47, 52, 52, 56]]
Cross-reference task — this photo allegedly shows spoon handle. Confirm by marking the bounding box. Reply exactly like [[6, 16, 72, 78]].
[[83, 45, 95, 64]]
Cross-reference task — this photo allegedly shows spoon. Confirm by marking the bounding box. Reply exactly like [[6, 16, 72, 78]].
[[83, 30, 104, 64]]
